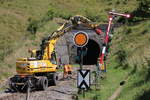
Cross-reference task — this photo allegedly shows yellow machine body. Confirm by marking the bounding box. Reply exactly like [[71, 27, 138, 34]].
[[16, 39, 58, 75], [16, 59, 57, 75]]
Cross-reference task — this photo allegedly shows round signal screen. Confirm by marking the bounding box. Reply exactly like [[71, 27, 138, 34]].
[[73, 31, 89, 47]]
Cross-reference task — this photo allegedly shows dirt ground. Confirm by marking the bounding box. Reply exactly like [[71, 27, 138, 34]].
[[0, 79, 77, 100]]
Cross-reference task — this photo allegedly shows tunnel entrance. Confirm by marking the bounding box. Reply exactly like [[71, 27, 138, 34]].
[[77, 39, 100, 65]]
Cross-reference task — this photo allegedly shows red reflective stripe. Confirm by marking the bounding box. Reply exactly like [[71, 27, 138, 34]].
[[105, 35, 109, 43], [100, 54, 104, 64], [105, 16, 113, 43], [95, 28, 103, 35]]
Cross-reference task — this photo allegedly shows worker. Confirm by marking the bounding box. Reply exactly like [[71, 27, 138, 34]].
[[97, 57, 106, 72], [63, 64, 72, 79], [63, 64, 68, 79], [67, 64, 72, 78]]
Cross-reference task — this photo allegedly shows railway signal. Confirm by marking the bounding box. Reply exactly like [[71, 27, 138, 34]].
[[98, 11, 131, 72], [73, 31, 89, 47], [73, 31, 89, 69], [73, 31, 91, 95]]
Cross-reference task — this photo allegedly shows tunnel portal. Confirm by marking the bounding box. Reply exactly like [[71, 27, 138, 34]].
[[77, 39, 100, 65]]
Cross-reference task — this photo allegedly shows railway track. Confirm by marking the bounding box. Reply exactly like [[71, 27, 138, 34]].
[[0, 75, 77, 100]]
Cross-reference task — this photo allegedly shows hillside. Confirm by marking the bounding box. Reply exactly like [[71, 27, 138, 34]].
[[0, 0, 150, 99], [0, 0, 59, 79]]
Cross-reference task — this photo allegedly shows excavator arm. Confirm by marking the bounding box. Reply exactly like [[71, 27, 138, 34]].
[[37, 15, 99, 60]]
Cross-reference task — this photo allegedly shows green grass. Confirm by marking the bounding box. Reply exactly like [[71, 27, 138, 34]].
[[118, 70, 150, 100], [72, 64, 80, 67]]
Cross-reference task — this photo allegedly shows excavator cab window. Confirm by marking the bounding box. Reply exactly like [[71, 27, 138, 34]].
[[50, 51, 57, 64], [35, 50, 43, 60]]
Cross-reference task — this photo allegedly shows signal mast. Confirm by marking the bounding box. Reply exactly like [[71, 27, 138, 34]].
[[99, 11, 131, 71]]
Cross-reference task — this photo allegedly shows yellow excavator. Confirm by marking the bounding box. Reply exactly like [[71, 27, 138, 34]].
[[9, 15, 98, 91]]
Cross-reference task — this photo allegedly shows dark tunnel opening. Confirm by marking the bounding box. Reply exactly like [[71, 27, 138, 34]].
[[77, 39, 100, 65]]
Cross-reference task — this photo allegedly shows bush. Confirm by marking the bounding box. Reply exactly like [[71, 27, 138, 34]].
[[84, 9, 102, 22], [116, 49, 127, 66], [141, 29, 148, 35], [27, 19, 39, 34], [135, 0, 149, 18], [0, 52, 4, 61], [123, 26, 132, 34], [46, 8, 58, 20], [59, 12, 73, 20], [27, 7, 62, 34], [115, 1, 120, 4]]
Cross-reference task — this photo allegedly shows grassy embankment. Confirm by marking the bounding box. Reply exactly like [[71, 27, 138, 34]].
[[0, 0, 149, 99], [0, 0, 59, 80]]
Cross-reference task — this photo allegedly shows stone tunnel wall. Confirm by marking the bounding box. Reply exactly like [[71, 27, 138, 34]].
[[55, 25, 108, 65]]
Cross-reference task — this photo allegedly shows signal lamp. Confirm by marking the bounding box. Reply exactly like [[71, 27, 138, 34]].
[[73, 31, 89, 47]]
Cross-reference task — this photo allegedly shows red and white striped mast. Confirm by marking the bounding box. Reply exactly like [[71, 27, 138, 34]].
[[99, 11, 131, 72]]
